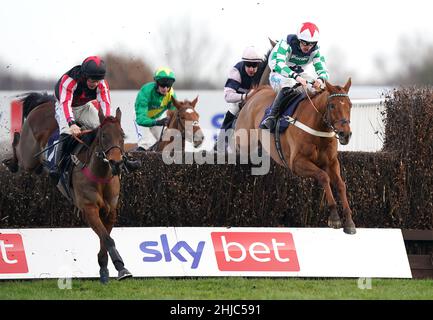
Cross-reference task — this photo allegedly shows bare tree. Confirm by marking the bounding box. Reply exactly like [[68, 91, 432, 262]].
[[0, 58, 55, 90], [144, 17, 233, 89], [103, 53, 153, 89], [325, 45, 357, 85], [395, 35, 433, 85]]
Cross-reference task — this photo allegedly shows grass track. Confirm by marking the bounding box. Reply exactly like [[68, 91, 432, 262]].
[[1, 278, 433, 300]]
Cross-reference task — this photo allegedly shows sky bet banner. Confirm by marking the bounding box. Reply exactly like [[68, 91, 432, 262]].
[[0, 227, 412, 279]]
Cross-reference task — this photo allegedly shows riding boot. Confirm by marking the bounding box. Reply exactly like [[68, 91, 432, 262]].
[[220, 111, 236, 130], [259, 87, 298, 130], [214, 111, 236, 151], [124, 158, 141, 172], [48, 133, 70, 183]]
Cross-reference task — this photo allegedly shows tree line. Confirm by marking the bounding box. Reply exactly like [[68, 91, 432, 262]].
[[1, 27, 433, 90]]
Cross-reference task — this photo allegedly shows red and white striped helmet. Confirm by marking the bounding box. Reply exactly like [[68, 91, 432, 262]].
[[297, 22, 320, 43]]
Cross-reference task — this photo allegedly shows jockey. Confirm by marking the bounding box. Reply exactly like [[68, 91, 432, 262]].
[[215, 46, 263, 150], [133, 67, 177, 151], [260, 22, 329, 130], [49, 56, 140, 182]]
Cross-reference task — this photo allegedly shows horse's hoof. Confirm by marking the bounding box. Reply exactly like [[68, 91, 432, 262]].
[[2, 159, 18, 173], [100, 268, 109, 284], [117, 268, 132, 281], [328, 219, 342, 229], [34, 165, 44, 175], [343, 226, 357, 235]]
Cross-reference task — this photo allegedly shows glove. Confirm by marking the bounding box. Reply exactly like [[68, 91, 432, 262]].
[[154, 117, 169, 126], [313, 78, 324, 90], [295, 75, 308, 87]]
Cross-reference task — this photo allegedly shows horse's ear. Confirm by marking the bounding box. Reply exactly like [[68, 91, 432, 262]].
[[98, 106, 105, 123], [325, 80, 335, 92], [343, 77, 352, 93], [269, 37, 277, 47], [116, 107, 122, 122], [171, 96, 181, 109], [191, 96, 199, 108]]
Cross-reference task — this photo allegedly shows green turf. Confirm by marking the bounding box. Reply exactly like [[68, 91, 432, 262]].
[[1, 278, 433, 300]]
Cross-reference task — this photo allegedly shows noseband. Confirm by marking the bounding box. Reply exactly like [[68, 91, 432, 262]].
[[175, 108, 200, 139], [95, 120, 125, 176], [323, 93, 351, 135]]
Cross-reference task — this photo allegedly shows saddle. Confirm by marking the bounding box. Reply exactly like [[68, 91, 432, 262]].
[[261, 92, 306, 134], [45, 130, 97, 202]]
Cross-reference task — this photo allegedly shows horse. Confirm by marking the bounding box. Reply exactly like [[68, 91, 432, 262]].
[[3, 92, 132, 282], [126, 96, 204, 152], [234, 78, 356, 234], [3, 92, 57, 174]]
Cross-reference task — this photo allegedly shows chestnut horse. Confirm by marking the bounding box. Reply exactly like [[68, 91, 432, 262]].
[[126, 96, 204, 152], [3, 92, 132, 282], [235, 79, 356, 234]]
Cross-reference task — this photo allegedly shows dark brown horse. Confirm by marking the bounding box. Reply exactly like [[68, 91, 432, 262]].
[[3, 93, 132, 282], [235, 79, 356, 234], [125, 96, 204, 152]]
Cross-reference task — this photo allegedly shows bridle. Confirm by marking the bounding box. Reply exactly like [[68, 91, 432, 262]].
[[303, 87, 351, 138], [322, 93, 351, 136], [151, 107, 200, 151], [174, 108, 200, 139], [94, 119, 125, 177]]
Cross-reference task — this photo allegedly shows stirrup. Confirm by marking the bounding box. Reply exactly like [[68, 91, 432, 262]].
[[260, 116, 276, 130], [48, 168, 60, 183], [124, 159, 141, 171]]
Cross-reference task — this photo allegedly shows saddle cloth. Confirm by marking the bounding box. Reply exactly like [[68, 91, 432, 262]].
[[45, 130, 97, 202], [261, 92, 306, 134]]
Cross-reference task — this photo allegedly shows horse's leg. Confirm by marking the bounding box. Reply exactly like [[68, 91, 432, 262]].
[[293, 158, 342, 230], [83, 205, 131, 282], [2, 132, 20, 172], [103, 207, 132, 281], [327, 160, 356, 234], [97, 237, 109, 284]]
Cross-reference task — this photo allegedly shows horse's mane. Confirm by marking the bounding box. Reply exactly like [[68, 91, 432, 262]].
[[252, 48, 272, 86], [245, 85, 273, 102], [20, 92, 56, 119]]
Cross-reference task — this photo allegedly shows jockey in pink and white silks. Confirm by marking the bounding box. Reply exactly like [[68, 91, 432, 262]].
[[260, 22, 330, 130], [49, 56, 139, 182], [55, 56, 111, 137]]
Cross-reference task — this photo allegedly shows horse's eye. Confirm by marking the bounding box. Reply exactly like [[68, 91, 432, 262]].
[[329, 104, 335, 110]]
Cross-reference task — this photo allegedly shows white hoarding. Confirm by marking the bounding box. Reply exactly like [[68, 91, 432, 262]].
[[0, 227, 412, 279]]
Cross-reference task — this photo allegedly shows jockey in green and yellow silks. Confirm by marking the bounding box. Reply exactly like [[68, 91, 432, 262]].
[[134, 67, 178, 150]]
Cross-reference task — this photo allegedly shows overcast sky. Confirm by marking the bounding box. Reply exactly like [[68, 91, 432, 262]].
[[0, 0, 431, 84]]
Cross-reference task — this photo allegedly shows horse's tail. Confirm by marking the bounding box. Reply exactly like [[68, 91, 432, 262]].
[[20, 92, 56, 122]]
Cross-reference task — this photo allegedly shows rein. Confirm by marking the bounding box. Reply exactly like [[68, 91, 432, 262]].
[[72, 119, 124, 184], [155, 108, 200, 147], [301, 87, 350, 137], [273, 88, 350, 168]]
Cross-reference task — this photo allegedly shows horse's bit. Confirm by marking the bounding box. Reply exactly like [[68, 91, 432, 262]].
[[95, 123, 125, 176], [323, 93, 351, 136]]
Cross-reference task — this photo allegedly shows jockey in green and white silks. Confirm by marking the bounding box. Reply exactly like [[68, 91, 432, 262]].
[[134, 67, 177, 150], [260, 22, 330, 130]]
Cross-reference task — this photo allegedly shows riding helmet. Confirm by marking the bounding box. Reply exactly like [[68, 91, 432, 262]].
[[81, 56, 106, 80], [154, 67, 176, 86], [297, 22, 320, 43], [241, 46, 262, 63]]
